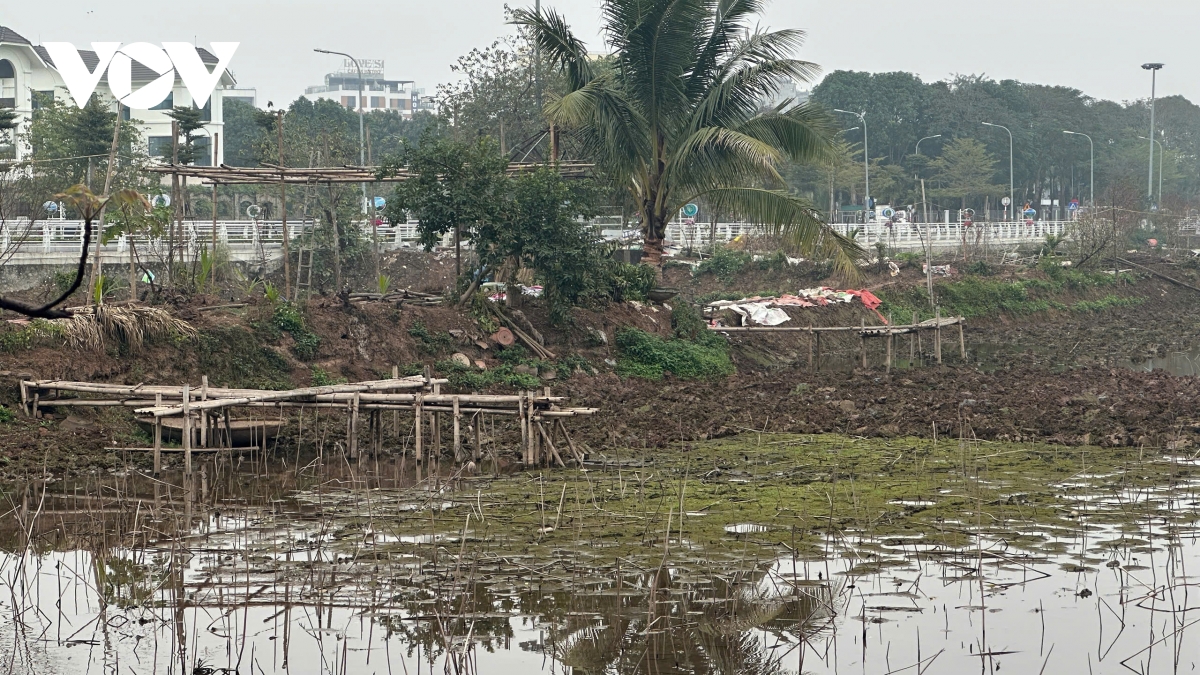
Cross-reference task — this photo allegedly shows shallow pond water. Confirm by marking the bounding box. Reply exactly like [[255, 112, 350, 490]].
[[2, 435, 1199, 674]]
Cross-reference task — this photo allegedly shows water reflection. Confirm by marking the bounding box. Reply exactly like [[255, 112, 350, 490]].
[[1, 452, 1199, 673]]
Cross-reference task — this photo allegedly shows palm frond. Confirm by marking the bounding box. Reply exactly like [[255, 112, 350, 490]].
[[736, 103, 836, 163], [702, 186, 863, 277], [510, 7, 594, 90]]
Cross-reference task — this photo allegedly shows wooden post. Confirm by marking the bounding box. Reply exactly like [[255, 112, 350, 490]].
[[199, 375, 208, 447], [886, 313, 893, 375], [153, 393, 162, 475], [224, 409, 233, 450], [958, 321, 966, 360], [859, 318, 867, 369], [935, 306, 943, 365], [182, 384, 192, 475], [472, 413, 482, 461], [452, 396, 461, 461], [814, 332, 821, 372], [414, 394, 423, 462], [349, 393, 360, 459]]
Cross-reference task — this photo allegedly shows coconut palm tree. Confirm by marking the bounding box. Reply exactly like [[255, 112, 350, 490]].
[[513, 0, 861, 274]]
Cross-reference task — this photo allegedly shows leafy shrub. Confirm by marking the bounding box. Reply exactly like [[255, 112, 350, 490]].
[[436, 358, 540, 390], [311, 367, 347, 386], [615, 327, 734, 380], [0, 406, 14, 423], [671, 302, 708, 340], [608, 262, 657, 302], [272, 302, 321, 360], [964, 261, 994, 276], [695, 248, 751, 281], [408, 320, 454, 355]]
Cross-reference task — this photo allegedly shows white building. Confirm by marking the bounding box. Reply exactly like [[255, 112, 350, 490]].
[[303, 59, 434, 118], [0, 25, 236, 165]]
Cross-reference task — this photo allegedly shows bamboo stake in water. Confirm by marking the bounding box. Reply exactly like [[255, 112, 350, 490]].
[[182, 384, 192, 475], [153, 393, 162, 475]]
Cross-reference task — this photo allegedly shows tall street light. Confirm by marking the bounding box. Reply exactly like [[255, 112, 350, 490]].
[[915, 134, 941, 155], [1063, 130, 1094, 208], [834, 109, 869, 220], [1142, 63, 1164, 201], [315, 48, 367, 212], [1139, 135, 1164, 205], [981, 122, 1013, 220]]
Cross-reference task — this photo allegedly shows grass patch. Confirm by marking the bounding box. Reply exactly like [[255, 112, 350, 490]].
[[881, 264, 1139, 320], [0, 319, 65, 353], [615, 327, 734, 380]]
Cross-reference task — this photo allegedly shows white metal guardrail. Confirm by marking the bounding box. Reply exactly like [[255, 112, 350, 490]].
[[664, 219, 1072, 252], [0, 218, 431, 266]]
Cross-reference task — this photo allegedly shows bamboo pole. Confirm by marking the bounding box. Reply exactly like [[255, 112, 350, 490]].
[[910, 310, 917, 363], [452, 397, 461, 461], [815, 332, 821, 372], [958, 321, 966, 360], [182, 384, 192, 475], [392, 365, 399, 438], [859, 318, 866, 369], [349, 393, 360, 459], [199, 375, 208, 447], [414, 394, 423, 462], [537, 422, 566, 468], [886, 312, 893, 375], [153, 393, 162, 475], [472, 413, 482, 462], [519, 392, 528, 465], [808, 323, 813, 372], [935, 306, 943, 365]]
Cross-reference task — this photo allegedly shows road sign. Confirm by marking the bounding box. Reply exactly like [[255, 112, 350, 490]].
[[373, 196, 386, 209], [1067, 200, 1079, 211], [42, 201, 58, 212], [682, 203, 698, 217], [1001, 196, 1011, 207]]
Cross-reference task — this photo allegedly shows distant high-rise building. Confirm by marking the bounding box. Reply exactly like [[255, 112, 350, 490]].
[[303, 59, 433, 118]]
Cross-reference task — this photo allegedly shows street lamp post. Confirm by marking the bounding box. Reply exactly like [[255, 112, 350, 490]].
[[834, 109, 869, 221], [981, 122, 1014, 221], [915, 134, 941, 156], [1062, 130, 1094, 208], [1139, 136, 1164, 205], [1142, 63, 1164, 201], [315, 48, 367, 211]]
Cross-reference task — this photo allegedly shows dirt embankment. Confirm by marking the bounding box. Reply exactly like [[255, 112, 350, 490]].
[[3, 251, 1200, 478]]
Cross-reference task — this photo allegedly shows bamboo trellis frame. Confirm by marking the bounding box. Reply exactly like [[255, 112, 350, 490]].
[[21, 374, 596, 474]]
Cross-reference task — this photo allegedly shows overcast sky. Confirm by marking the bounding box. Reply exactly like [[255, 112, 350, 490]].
[[5, 0, 1198, 107]]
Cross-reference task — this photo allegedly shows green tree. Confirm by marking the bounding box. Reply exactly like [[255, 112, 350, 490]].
[[221, 99, 274, 166], [0, 108, 17, 159], [382, 135, 509, 251], [513, 0, 860, 274], [931, 138, 1000, 209], [166, 106, 205, 165]]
